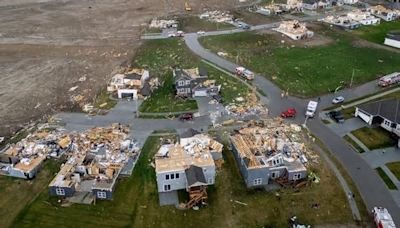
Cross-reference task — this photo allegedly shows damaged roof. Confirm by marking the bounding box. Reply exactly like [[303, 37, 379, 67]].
[[185, 165, 207, 187], [358, 98, 400, 123]]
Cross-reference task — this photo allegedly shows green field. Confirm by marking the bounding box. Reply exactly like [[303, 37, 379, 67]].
[[353, 21, 400, 44], [351, 127, 397, 150], [12, 134, 357, 227], [0, 160, 61, 228], [376, 167, 398, 190], [200, 25, 400, 97], [93, 88, 117, 110], [387, 162, 400, 181]]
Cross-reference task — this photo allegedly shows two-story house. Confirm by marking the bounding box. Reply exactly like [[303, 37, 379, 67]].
[[174, 67, 220, 98]]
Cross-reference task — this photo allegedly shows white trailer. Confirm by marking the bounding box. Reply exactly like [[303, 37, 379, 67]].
[[378, 72, 400, 87], [305, 101, 318, 118], [372, 207, 396, 228]]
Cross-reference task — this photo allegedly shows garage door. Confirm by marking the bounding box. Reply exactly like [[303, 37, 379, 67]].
[[121, 93, 134, 99], [193, 90, 208, 97], [356, 109, 371, 124]]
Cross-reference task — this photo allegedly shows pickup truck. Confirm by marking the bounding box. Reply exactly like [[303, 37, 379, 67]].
[[305, 101, 318, 118]]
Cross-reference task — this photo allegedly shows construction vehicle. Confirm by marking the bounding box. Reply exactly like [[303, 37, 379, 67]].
[[372, 207, 396, 228], [185, 1, 192, 11]]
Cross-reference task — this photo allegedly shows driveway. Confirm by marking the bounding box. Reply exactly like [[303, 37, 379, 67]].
[[326, 117, 368, 137]]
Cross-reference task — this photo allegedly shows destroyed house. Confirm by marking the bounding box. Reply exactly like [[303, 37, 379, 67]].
[[273, 20, 314, 40], [229, 125, 307, 189], [48, 125, 139, 202], [174, 67, 220, 98], [155, 134, 223, 195], [107, 68, 151, 99], [0, 128, 72, 179]]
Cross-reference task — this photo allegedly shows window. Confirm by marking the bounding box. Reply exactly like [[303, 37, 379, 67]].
[[208, 178, 213, 184], [271, 171, 280, 179], [293, 173, 302, 180], [97, 191, 107, 199], [165, 174, 169, 180], [164, 184, 171, 191], [185, 80, 190, 85], [253, 178, 262, 186], [55, 188, 65, 196], [171, 174, 175, 180], [178, 81, 184, 86], [175, 173, 179, 179]]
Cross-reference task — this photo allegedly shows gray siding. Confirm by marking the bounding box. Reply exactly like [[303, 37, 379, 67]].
[[49, 186, 75, 197], [156, 171, 187, 192], [92, 189, 113, 200], [246, 167, 269, 188], [288, 170, 307, 181]]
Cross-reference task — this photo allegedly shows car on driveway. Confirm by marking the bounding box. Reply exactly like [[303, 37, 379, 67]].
[[281, 108, 297, 118], [328, 110, 344, 123], [332, 96, 345, 104], [197, 30, 205, 35], [179, 113, 193, 121]]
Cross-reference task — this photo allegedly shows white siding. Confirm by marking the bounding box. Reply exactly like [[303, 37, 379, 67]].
[[384, 38, 400, 49]]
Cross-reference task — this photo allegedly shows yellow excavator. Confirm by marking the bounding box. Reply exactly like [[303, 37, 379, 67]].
[[185, 1, 192, 11]]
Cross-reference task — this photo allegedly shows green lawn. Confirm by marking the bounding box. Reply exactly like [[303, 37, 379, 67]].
[[12, 135, 356, 227], [343, 135, 365, 153], [200, 25, 400, 97], [351, 127, 397, 150], [139, 72, 198, 113], [134, 39, 200, 113], [376, 167, 398, 190], [0, 160, 61, 228], [353, 21, 400, 44], [386, 162, 400, 181], [177, 16, 234, 33]]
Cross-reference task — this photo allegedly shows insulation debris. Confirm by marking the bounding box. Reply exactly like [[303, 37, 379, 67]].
[[199, 10, 234, 24], [149, 19, 178, 29], [273, 20, 314, 40]]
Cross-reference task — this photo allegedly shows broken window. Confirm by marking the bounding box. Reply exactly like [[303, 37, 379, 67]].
[[253, 178, 262, 186], [55, 188, 65, 196], [271, 171, 280, 179], [293, 173, 302, 180], [97, 191, 107, 199]]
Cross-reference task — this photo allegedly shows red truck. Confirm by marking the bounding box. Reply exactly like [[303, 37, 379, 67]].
[[281, 108, 297, 118]]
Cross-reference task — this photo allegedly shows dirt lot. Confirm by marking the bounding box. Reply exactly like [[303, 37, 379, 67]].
[[0, 0, 250, 137]]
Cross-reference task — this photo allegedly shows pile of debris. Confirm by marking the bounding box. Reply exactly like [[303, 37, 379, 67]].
[[256, 0, 303, 15], [319, 9, 380, 29], [107, 67, 159, 99], [199, 10, 234, 24], [368, 5, 400, 22], [229, 119, 315, 189], [0, 125, 72, 179], [273, 20, 314, 40], [149, 19, 178, 29], [225, 93, 268, 117], [49, 124, 140, 202]]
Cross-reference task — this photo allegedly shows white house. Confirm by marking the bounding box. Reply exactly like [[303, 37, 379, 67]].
[[347, 10, 381, 25], [343, 0, 358, 5], [384, 32, 400, 49], [355, 99, 400, 147]]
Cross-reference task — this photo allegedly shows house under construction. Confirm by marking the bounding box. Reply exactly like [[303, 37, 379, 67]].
[[154, 133, 223, 208], [229, 120, 308, 189]]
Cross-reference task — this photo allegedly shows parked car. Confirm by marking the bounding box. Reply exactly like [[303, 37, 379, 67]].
[[197, 30, 205, 35], [176, 31, 185, 37], [179, 113, 193, 121], [332, 96, 345, 104], [305, 100, 318, 118], [372, 207, 395, 228], [235, 66, 254, 80], [167, 32, 176, 38], [328, 110, 344, 123], [281, 108, 297, 118]]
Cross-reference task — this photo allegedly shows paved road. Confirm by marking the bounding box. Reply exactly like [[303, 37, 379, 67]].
[[183, 29, 400, 224]]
